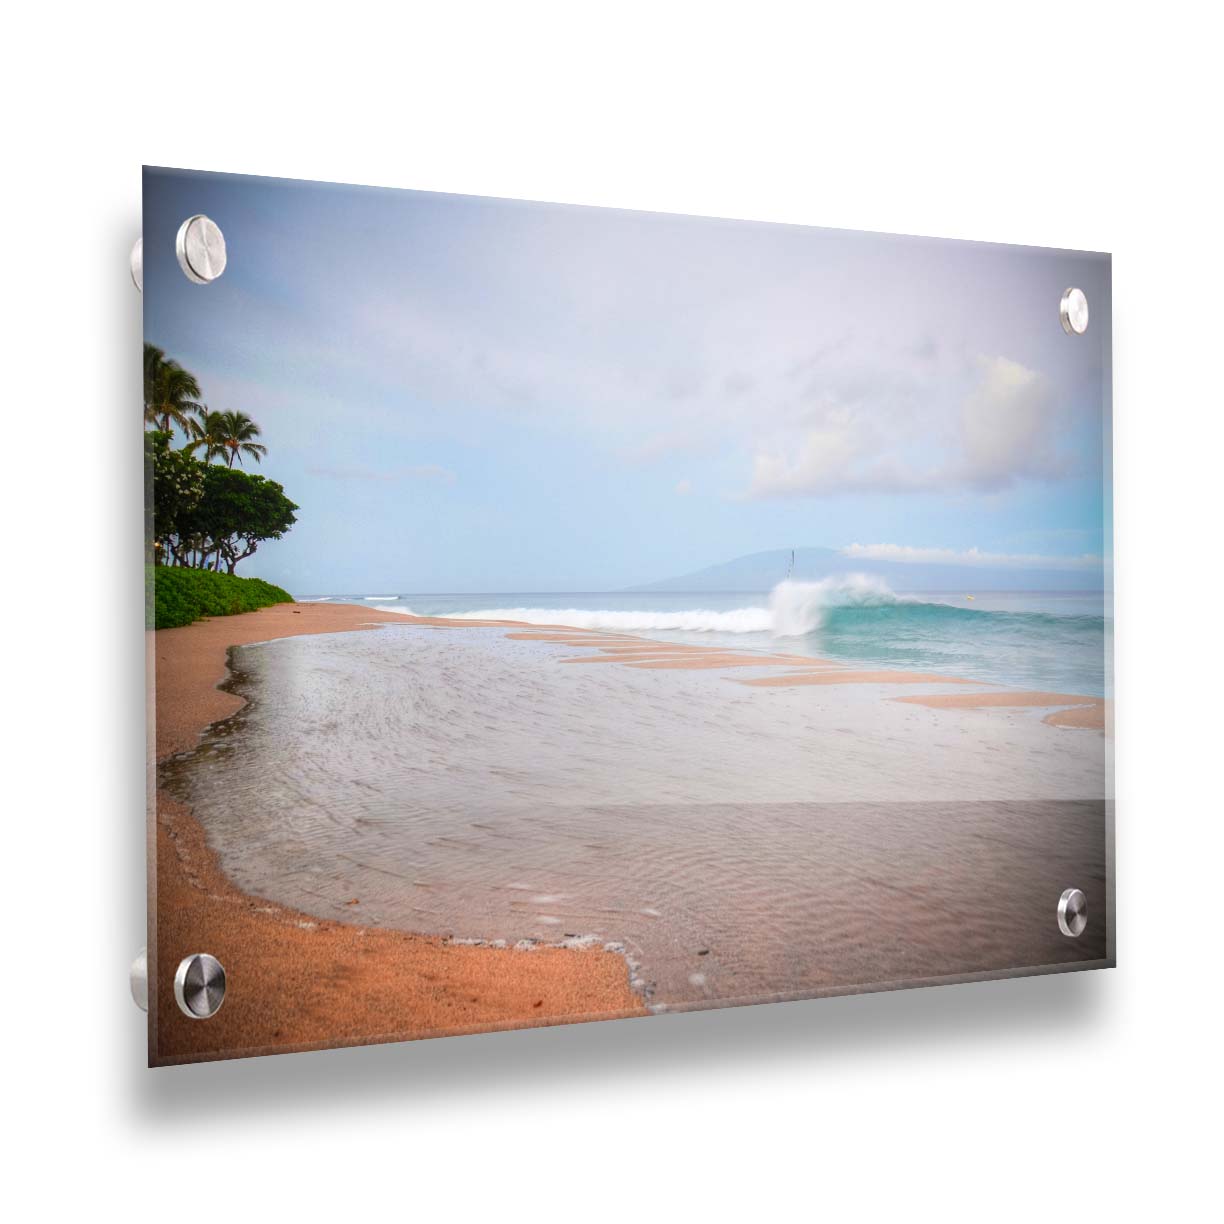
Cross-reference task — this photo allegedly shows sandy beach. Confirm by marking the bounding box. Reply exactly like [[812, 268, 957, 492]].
[[150, 602, 649, 1065], [151, 601, 1110, 1053]]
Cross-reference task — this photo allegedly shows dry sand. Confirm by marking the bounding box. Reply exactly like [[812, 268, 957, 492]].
[[151, 602, 645, 1065]]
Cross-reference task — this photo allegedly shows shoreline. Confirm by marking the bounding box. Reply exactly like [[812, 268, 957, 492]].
[[151, 599, 1106, 1062], [150, 602, 649, 1065]]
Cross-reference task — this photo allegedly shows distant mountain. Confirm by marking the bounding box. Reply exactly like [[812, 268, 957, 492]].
[[630, 547, 1105, 593]]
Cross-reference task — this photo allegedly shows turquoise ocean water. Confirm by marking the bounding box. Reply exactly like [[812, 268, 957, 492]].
[[300, 578, 1111, 697]]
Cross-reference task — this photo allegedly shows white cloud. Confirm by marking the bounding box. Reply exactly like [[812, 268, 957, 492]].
[[675, 478, 693, 495], [841, 543, 1103, 569], [746, 355, 1073, 499], [955, 356, 1067, 490], [747, 407, 932, 497]]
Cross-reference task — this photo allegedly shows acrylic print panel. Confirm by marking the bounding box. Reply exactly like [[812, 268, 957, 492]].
[[143, 167, 1113, 1065]]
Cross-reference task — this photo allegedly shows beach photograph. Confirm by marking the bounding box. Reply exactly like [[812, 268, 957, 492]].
[[143, 167, 1113, 1064]]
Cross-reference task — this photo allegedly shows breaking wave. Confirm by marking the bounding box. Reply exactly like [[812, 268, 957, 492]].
[[392, 575, 927, 637], [767, 575, 907, 637]]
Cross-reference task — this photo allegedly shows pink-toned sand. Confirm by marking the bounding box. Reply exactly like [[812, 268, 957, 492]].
[[736, 669, 981, 687], [556, 642, 837, 670], [892, 690, 1109, 730]]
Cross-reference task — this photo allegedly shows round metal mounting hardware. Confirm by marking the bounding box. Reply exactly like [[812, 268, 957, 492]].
[[1059, 286, 1089, 335], [175, 215, 227, 284], [1057, 887, 1088, 937], [173, 953, 227, 1019]]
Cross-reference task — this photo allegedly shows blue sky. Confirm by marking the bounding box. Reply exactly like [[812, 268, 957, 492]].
[[144, 168, 1111, 595]]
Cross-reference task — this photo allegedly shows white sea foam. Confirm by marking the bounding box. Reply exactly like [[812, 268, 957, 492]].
[[388, 574, 905, 638], [768, 575, 903, 637], [363, 595, 398, 601]]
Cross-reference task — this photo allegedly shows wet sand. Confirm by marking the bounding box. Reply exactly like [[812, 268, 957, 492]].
[[737, 669, 981, 687], [563, 651, 825, 669], [151, 602, 646, 1065], [893, 689, 1110, 731]]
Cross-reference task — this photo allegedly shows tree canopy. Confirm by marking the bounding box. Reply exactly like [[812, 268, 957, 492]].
[[176, 464, 298, 573], [144, 346, 297, 574]]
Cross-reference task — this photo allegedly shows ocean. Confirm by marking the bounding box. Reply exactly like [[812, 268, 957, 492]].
[[301, 578, 1112, 697]]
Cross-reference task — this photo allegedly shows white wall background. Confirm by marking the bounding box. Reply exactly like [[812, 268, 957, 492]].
[[4, 2, 1219, 1218]]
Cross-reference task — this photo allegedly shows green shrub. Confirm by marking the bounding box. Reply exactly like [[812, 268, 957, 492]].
[[148, 565, 294, 629]]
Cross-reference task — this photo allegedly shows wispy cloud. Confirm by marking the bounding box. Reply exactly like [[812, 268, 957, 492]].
[[841, 543, 1104, 570], [308, 463, 457, 484]]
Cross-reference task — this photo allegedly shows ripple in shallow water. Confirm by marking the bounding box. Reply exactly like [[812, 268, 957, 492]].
[[161, 625, 1108, 1008]]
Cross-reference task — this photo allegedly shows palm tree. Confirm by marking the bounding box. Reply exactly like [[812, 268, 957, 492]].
[[181, 409, 226, 464], [143, 343, 203, 434], [212, 410, 268, 468]]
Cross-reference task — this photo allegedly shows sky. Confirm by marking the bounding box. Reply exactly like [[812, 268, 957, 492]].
[[143, 168, 1112, 595]]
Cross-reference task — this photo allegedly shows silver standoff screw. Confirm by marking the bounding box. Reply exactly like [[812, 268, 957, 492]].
[[1059, 286, 1089, 335], [175, 214, 227, 284], [130, 947, 148, 1012], [1057, 887, 1088, 937], [130, 238, 143, 293], [174, 953, 227, 1019]]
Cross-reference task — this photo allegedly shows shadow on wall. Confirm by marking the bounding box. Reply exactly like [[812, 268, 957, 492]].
[[125, 967, 1108, 1123]]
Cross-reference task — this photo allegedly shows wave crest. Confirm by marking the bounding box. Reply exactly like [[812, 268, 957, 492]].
[[769, 575, 903, 637], [392, 574, 910, 637]]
